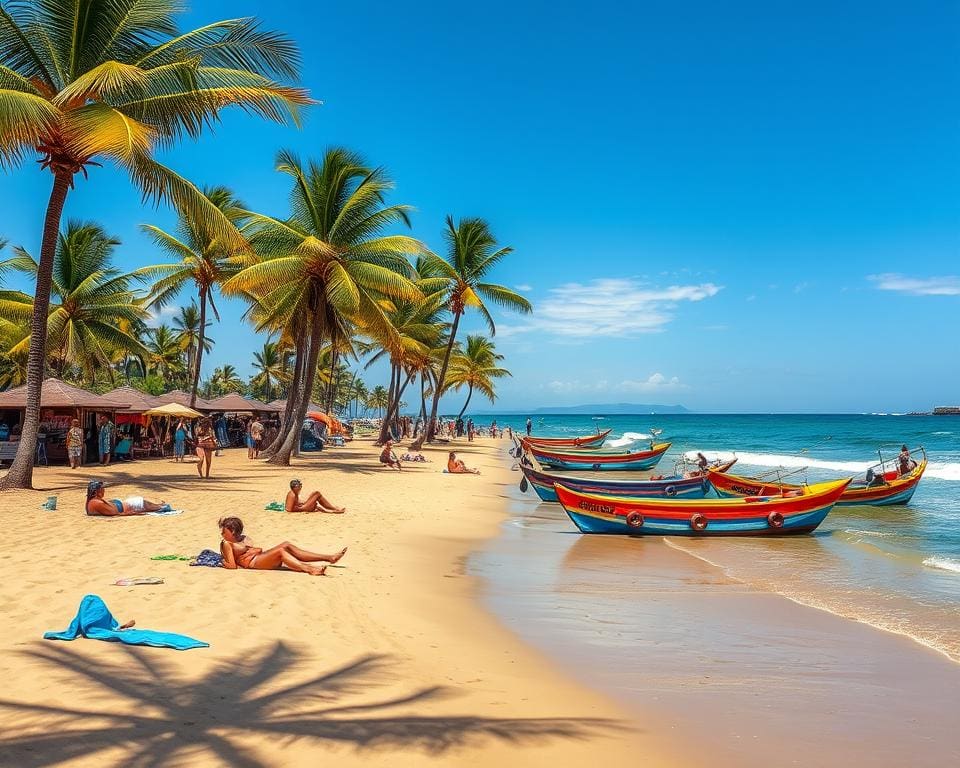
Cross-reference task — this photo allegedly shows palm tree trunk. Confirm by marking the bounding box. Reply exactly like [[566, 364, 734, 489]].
[[1, 172, 72, 490], [456, 384, 475, 421], [262, 341, 304, 457], [325, 346, 338, 413], [269, 310, 324, 466], [426, 310, 461, 442], [190, 287, 208, 408], [376, 364, 399, 444]]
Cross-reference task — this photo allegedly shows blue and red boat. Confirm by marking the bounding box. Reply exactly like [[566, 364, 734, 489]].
[[521, 440, 671, 471], [519, 457, 738, 502], [522, 429, 611, 449], [555, 477, 851, 536]]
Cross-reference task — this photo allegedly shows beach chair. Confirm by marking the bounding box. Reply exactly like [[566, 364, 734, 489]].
[[113, 438, 134, 461]]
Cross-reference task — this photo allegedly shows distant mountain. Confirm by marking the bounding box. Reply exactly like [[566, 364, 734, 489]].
[[530, 402, 690, 415]]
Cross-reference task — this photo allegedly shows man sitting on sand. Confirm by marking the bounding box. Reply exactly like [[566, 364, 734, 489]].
[[285, 478, 345, 514], [447, 451, 480, 474], [380, 440, 402, 470], [85, 480, 170, 516], [218, 516, 347, 576]]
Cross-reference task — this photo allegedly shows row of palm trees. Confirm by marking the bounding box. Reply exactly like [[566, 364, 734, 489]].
[[0, 0, 529, 488]]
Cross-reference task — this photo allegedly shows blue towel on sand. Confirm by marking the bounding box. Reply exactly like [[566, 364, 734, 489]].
[[44, 594, 208, 650]]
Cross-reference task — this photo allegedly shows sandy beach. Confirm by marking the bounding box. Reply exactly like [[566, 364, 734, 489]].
[[0, 438, 674, 767]]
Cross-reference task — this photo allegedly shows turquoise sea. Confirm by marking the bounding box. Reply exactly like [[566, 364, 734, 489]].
[[466, 412, 960, 651], [466, 413, 960, 765]]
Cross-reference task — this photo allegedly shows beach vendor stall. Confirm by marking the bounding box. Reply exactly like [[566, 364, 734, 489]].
[[142, 402, 204, 456], [0, 378, 128, 466]]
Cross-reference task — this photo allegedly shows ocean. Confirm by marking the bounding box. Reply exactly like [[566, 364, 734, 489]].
[[467, 413, 960, 764]]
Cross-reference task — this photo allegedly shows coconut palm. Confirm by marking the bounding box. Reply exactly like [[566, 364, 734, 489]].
[[0, 0, 311, 487], [211, 364, 243, 396], [0, 222, 151, 384], [251, 339, 287, 401], [367, 385, 389, 418], [138, 186, 247, 407], [172, 302, 214, 386], [445, 335, 510, 420], [223, 148, 426, 465], [420, 218, 531, 441], [145, 324, 184, 385]]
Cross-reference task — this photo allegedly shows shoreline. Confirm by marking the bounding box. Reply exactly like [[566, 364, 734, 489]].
[[0, 438, 681, 767]]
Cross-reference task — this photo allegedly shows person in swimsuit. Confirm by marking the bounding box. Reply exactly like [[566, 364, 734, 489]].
[[379, 440, 402, 470], [447, 451, 480, 474], [85, 480, 169, 516], [898, 445, 917, 476], [194, 419, 216, 478], [218, 516, 347, 576], [285, 479, 345, 513]]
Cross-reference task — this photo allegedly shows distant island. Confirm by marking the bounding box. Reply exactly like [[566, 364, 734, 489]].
[[531, 403, 691, 415]]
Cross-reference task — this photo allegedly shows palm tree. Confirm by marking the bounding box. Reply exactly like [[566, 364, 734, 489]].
[[352, 379, 369, 418], [223, 148, 425, 465], [172, 302, 214, 386], [0, 222, 151, 384], [367, 385, 389, 418], [138, 186, 247, 407], [420, 218, 531, 441], [211, 364, 243, 396], [145, 325, 185, 385], [0, 1, 311, 488], [445, 335, 510, 420], [251, 339, 287, 401]]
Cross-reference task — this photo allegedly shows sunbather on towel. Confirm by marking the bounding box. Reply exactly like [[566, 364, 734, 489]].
[[447, 451, 480, 475], [285, 478, 345, 514], [85, 480, 169, 516], [218, 517, 347, 576]]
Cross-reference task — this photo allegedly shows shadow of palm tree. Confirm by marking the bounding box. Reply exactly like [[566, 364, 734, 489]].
[[0, 642, 621, 766]]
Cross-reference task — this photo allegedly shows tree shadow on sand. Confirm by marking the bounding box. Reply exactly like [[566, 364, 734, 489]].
[[0, 642, 622, 767]]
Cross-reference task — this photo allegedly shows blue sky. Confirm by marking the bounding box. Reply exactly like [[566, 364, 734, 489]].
[[1, 1, 958, 413]]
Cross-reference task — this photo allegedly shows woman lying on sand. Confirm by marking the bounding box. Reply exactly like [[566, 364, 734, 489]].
[[285, 478, 345, 513], [218, 517, 347, 576], [447, 451, 480, 474], [85, 480, 169, 516]]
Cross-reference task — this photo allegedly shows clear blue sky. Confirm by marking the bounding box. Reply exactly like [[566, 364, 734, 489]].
[[2, 0, 958, 413]]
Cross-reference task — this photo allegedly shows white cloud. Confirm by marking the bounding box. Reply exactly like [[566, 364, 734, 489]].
[[545, 373, 686, 394], [869, 273, 960, 296], [499, 278, 721, 339], [793, 282, 809, 294], [514, 283, 532, 292], [146, 304, 178, 323]]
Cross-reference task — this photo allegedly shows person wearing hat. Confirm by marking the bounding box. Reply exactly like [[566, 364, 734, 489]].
[[85, 480, 170, 516], [285, 478, 345, 514]]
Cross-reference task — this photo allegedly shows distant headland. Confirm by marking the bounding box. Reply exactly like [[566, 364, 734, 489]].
[[531, 403, 691, 415]]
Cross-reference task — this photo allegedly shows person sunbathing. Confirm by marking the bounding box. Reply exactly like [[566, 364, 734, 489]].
[[379, 440, 402, 470], [447, 451, 480, 474], [85, 479, 169, 516], [285, 478, 345, 514], [218, 516, 347, 576]]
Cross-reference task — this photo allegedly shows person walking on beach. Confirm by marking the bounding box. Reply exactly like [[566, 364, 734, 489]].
[[194, 419, 216, 478], [173, 419, 187, 462], [98, 415, 114, 465], [285, 479, 345, 513], [525, 417, 532, 436], [250, 417, 265, 459], [66, 418, 84, 469], [218, 517, 347, 575]]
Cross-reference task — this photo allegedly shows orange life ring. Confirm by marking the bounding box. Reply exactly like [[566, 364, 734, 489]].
[[767, 511, 785, 528], [690, 513, 708, 531], [625, 511, 644, 528]]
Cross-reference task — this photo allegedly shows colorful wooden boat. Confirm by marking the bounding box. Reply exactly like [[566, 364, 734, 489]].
[[522, 441, 671, 471], [520, 458, 738, 502], [555, 477, 851, 536], [522, 429, 611, 449], [707, 457, 926, 507]]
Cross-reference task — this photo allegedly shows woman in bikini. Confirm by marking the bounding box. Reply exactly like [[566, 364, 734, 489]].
[[194, 418, 216, 478], [85, 480, 169, 516], [285, 479, 345, 513], [447, 451, 480, 474], [218, 517, 347, 576]]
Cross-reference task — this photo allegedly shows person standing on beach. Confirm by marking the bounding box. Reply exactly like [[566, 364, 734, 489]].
[[173, 419, 187, 462], [98, 415, 114, 465], [250, 417, 265, 459], [526, 417, 532, 436], [194, 419, 216, 478], [66, 418, 84, 469]]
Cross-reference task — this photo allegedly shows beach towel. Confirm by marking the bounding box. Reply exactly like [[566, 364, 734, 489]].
[[113, 577, 164, 586], [150, 554, 191, 561], [264, 501, 285, 511], [44, 595, 208, 650], [189, 549, 224, 568], [145, 508, 183, 516]]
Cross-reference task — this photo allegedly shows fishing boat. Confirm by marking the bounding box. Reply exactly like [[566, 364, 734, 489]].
[[522, 429, 611, 449], [555, 477, 851, 536], [522, 440, 671, 471], [519, 456, 738, 502], [707, 449, 927, 507]]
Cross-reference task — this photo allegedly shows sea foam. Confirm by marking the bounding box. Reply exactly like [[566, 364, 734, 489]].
[[923, 556, 960, 574]]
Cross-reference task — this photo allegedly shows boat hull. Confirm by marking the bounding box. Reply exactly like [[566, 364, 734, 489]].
[[708, 460, 926, 507], [555, 478, 850, 536], [521, 460, 737, 502], [523, 441, 671, 471], [522, 429, 611, 449]]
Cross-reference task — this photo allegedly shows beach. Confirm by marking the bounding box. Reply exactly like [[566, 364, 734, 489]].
[[0, 439, 671, 767]]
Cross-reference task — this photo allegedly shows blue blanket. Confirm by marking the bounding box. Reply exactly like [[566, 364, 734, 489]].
[[44, 594, 209, 650]]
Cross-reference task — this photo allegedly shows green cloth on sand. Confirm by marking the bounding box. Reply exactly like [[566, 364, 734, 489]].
[[264, 501, 285, 511], [150, 554, 191, 561]]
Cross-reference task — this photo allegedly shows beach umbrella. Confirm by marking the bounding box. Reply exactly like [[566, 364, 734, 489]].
[[143, 403, 204, 419]]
